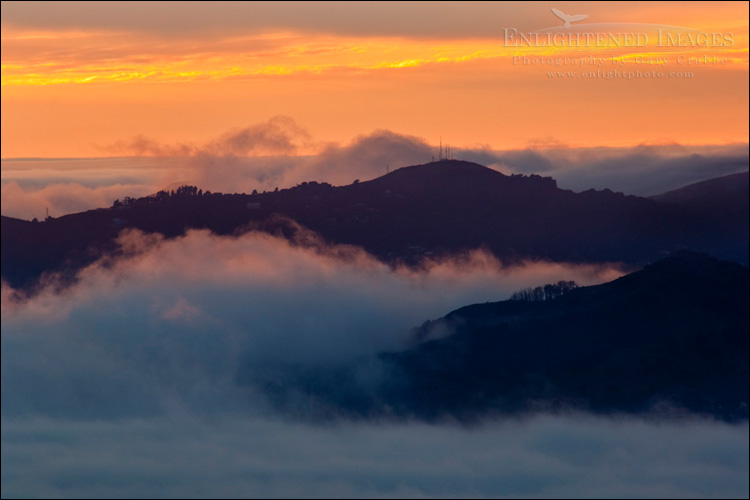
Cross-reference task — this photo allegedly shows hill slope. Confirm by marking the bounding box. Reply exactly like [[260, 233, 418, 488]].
[[251, 251, 749, 421], [3, 161, 748, 290], [652, 171, 749, 211]]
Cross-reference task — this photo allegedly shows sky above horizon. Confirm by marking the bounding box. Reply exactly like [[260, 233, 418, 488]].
[[2, 1, 748, 159], [2, 5, 749, 497]]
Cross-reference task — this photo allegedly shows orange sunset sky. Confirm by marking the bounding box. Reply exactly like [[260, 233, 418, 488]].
[[1, 1, 748, 158]]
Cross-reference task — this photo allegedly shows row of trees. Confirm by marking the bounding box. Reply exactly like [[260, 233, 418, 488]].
[[510, 280, 578, 302], [154, 185, 206, 199], [113, 185, 210, 208], [111, 182, 331, 209]]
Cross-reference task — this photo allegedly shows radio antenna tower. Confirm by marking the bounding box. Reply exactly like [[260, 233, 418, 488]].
[[438, 138, 457, 161]]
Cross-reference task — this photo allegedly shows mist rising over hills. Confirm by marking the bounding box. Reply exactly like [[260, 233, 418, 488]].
[[2, 162, 748, 498], [250, 251, 749, 422], [2, 160, 748, 292]]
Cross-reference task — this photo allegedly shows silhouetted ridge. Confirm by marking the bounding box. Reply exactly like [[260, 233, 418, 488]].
[[364, 159, 557, 194], [617, 249, 740, 287], [249, 252, 749, 421], [372, 160, 509, 186], [2, 163, 747, 291], [653, 171, 748, 208]]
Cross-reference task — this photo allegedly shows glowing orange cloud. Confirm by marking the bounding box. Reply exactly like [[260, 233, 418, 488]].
[[1, 2, 747, 157], [2, 25, 747, 87]]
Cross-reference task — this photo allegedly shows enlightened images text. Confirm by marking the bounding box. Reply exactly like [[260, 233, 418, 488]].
[[503, 28, 734, 47]]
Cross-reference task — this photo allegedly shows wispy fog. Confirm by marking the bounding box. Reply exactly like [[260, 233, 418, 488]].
[[2, 229, 746, 497], [2, 415, 747, 498], [2, 228, 621, 418], [3, 119, 746, 219], [477, 142, 750, 196]]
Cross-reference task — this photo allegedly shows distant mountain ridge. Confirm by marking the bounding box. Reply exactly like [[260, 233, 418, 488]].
[[2, 160, 748, 291], [652, 171, 748, 213]]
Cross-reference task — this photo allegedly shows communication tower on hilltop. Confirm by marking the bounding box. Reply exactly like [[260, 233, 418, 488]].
[[437, 138, 456, 161]]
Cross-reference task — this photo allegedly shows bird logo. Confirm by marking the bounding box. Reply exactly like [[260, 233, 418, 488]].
[[550, 7, 588, 28]]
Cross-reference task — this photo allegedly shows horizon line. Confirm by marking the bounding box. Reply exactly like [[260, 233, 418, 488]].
[[3, 141, 749, 162]]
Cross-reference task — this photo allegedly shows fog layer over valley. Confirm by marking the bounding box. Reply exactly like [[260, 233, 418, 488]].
[[2, 228, 623, 418], [2, 229, 748, 497], [2, 142, 748, 496]]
